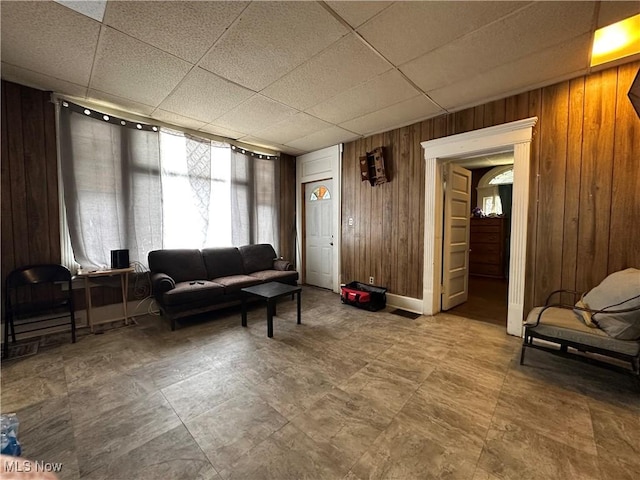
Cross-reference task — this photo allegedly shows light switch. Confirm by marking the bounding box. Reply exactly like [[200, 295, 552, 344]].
[[348, 217, 354, 226]]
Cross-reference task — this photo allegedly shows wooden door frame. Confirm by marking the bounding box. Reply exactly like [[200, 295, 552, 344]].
[[421, 118, 538, 336], [295, 145, 342, 292]]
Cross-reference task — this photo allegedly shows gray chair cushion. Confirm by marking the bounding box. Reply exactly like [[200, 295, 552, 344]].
[[248, 270, 298, 284], [211, 275, 261, 294], [202, 247, 245, 279], [162, 281, 224, 306], [525, 307, 640, 356], [238, 244, 276, 274], [148, 249, 207, 283]]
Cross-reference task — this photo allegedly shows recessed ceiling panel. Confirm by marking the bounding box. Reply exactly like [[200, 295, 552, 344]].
[[340, 95, 443, 135], [158, 67, 254, 123], [358, 1, 527, 65], [199, 1, 348, 91], [1, 1, 100, 86], [253, 113, 332, 145], [1, 63, 88, 98], [285, 126, 360, 152], [430, 33, 591, 111], [401, 1, 595, 93], [103, 1, 247, 64], [306, 69, 420, 124], [261, 34, 390, 110], [54, 0, 106, 22], [210, 94, 298, 135], [325, 1, 393, 28], [91, 27, 192, 107]]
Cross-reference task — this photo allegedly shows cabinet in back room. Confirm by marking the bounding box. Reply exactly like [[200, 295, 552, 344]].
[[469, 217, 506, 278]]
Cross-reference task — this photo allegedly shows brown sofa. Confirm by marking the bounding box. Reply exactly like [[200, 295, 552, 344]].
[[148, 244, 298, 330]]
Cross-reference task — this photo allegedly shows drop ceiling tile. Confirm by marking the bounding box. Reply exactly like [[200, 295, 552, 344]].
[[325, 1, 393, 28], [340, 95, 443, 135], [1, 1, 100, 86], [103, 1, 247, 63], [285, 126, 360, 152], [0, 63, 88, 98], [158, 67, 254, 123], [306, 69, 420, 124], [86, 89, 156, 115], [91, 27, 192, 107], [210, 94, 298, 135], [252, 113, 332, 145], [236, 136, 290, 153], [429, 33, 591, 111], [199, 1, 348, 91], [151, 109, 207, 131], [401, 1, 596, 93], [262, 34, 390, 110], [357, 1, 527, 65], [54, 0, 106, 22], [198, 124, 246, 140], [597, 1, 640, 27]]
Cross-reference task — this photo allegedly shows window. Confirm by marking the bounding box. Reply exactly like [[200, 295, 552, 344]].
[[58, 102, 279, 269], [309, 185, 331, 201], [477, 165, 513, 215]]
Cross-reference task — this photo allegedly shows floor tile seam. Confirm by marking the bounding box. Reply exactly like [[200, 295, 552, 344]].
[[179, 410, 224, 480]]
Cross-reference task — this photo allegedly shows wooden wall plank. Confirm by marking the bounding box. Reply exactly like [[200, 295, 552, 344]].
[[484, 98, 506, 126], [1, 82, 15, 297], [341, 141, 355, 283], [560, 77, 585, 301], [534, 82, 569, 302], [370, 134, 384, 287], [608, 63, 640, 273], [43, 95, 61, 264], [5, 82, 30, 269], [454, 108, 475, 134], [21, 86, 50, 265], [576, 68, 617, 293]]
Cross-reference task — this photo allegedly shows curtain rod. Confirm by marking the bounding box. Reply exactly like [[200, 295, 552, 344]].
[[50, 93, 281, 158]]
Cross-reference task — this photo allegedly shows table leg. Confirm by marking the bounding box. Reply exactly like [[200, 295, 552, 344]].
[[273, 300, 277, 317], [84, 276, 93, 333], [297, 291, 301, 324], [267, 300, 274, 338], [121, 271, 129, 326], [241, 294, 247, 327]]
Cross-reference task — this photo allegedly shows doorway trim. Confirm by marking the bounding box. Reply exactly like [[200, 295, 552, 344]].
[[296, 144, 342, 293], [421, 117, 538, 336]]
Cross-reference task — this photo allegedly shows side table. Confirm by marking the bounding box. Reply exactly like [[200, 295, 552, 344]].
[[76, 267, 134, 332]]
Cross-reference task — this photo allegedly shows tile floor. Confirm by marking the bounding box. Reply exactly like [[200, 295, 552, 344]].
[[1, 286, 638, 480]]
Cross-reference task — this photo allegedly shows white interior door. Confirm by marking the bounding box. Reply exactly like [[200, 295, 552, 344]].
[[305, 180, 333, 289], [442, 163, 471, 310]]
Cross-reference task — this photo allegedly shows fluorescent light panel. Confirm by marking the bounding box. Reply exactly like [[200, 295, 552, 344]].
[[591, 13, 640, 67]]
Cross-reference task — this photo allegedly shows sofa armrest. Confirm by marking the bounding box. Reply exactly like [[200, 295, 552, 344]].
[[151, 272, 176, 295], [273, 259, 293, 271]]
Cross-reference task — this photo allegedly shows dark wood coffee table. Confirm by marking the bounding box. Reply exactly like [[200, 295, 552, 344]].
[[241, 282, 302, 337]]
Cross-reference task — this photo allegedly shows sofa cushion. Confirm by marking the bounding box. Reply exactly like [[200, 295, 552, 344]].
[[148, 249, 207, 283], [162, 280, 224, 306], [211, 275, 261, 294], [202, 247, 245, 278], [575, 268, 640, 340], [238, 244, 276, 274], [248, 270, 298, 284]]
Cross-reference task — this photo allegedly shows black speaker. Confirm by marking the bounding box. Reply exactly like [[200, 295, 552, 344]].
[[110, 249, 129, 269]]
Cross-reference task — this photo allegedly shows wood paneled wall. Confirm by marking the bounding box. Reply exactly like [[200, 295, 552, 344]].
[[278, 153, 296, 264], [2, 81, 61, 280], [341, 61, 640, 312]]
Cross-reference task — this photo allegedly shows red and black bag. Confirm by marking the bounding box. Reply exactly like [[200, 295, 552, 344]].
[[340, 281, 387, 311]]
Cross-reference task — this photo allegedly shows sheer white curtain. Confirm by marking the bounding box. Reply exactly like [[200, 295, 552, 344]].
[[160, 129, 232, 248], [58, 105, 162, 270]]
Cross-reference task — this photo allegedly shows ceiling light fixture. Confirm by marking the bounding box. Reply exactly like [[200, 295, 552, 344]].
[[591, 13, 640, 67]]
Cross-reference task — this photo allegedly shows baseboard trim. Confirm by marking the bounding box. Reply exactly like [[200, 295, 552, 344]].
[[386, 293, 423, 314]]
